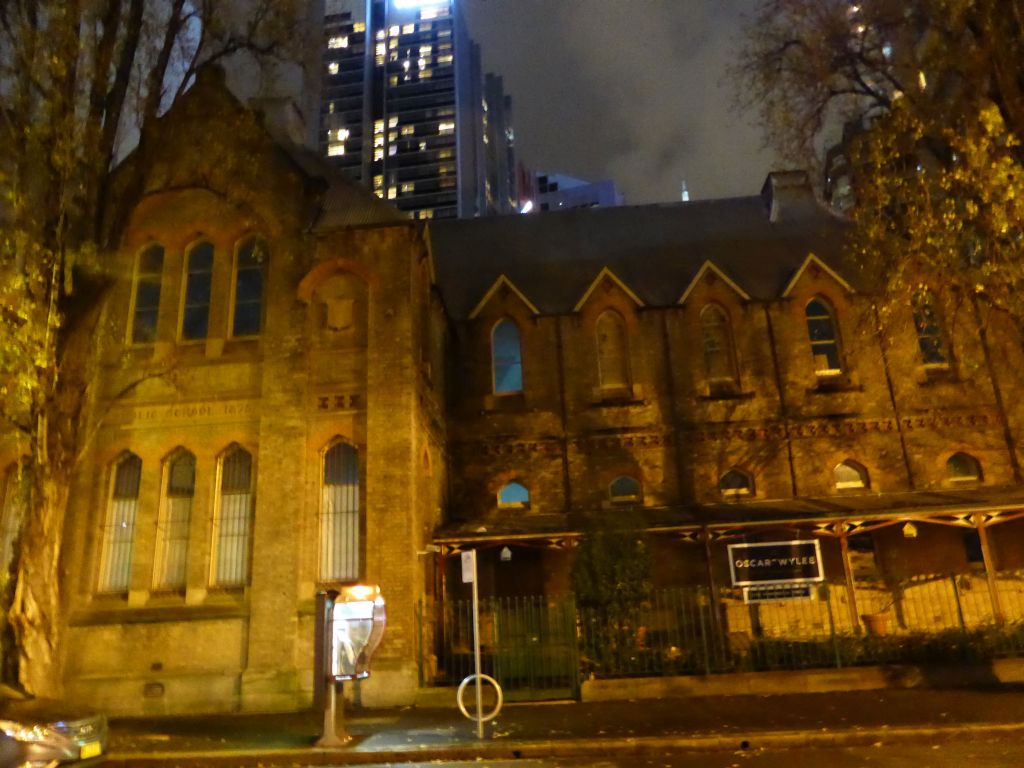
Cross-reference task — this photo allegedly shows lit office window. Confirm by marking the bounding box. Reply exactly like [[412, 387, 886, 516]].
[[327, 62, 339, 75], [438, 121, 455, 134], [327, 35, 348, 49]]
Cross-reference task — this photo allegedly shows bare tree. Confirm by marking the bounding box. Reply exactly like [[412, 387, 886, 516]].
[[0, 0, 300, 696]]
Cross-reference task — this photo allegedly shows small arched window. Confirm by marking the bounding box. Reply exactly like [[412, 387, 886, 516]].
[[719, 468, 753, 497], [947, 452, 982, 483], [132, 244, 164, 344], [596, 309, 631, 390], [609, 475, 641, 504], [232, 237, 266, 337], [182, 241, 214, 340], [834, 460, 868, 490], [805, 297, 843, 375], [701, 303, 739, 390], [498, 481, 529, 508], [492, 319, 523, 394], [155, 450, 195, 590], [99, 452, 142, 592], [911, 289, 948, 366]]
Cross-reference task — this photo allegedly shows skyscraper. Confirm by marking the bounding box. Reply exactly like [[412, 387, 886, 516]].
[[320, 0, 516, 219]]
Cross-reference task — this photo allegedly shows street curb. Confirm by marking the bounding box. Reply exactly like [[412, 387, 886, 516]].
[[101, 721, 1024, 766]]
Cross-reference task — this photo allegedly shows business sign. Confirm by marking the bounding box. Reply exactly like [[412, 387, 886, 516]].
[[727, 540, 823, 587], [743, 584, 814, 603]]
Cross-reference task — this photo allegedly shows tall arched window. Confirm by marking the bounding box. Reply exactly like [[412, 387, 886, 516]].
[[492, 319, 523, 394], [805, 297, 843, 375], [232, 237, 266, 337], [834, 460, 869, 489], [719, 468, 753, 497], [596, 309, 631, 390], [912, 289, 948, 366], [182, 241, 214, 340], [99, 453, 142, 592], [132, 244, 164, 343], [155, 450, 195, 590], [321, 441, 360, 582], [213, 446, 254, 587], [947, 452, 982, 483], [701, 303, 739, 390]]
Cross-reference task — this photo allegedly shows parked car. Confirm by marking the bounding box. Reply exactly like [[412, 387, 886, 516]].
[[0, 684, 107, 766]]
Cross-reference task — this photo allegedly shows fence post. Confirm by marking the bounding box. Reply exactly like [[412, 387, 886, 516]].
[[698, 587, 711, 675], [951, 575, 967, 631], [824, 585, 841, 669], [975, 513, 1004, 625]]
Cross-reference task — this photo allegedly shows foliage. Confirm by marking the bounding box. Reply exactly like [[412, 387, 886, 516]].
[[0, 0, 300, 695], [572, 513, 652, 674], [735, 0, 1024, 327]]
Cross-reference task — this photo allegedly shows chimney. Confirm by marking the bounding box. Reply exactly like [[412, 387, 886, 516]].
[[760, 170, 819, 222]]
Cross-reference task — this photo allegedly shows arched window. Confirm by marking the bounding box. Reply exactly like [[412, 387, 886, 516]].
[[719, 468, 753, 497], [497, 481, 529, 508], [232, 237, 266, 337], [609, 475, 641, 504], [132, 244, 164, 344], [701, 303, 739, 389], [912, 289, 948, 366], [805, 297, 843, 375], [155, 450, 195, 590], [182, 241, 214, 340], [834, 460, 869, 490], [0, 464, 23, 574], [596, 309, 631, 390], [947, 452, 982, 483], [492, 319, 523, 394], [213, 446, 254, 586], [99, 453, 142, 592], [321, 441, 360, 582]]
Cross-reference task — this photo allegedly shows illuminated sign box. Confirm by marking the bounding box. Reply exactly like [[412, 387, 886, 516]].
[[728, 540, 824, 587]]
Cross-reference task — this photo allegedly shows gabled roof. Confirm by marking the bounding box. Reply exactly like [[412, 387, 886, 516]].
[[430, 193, 860, 320], [468, 274, 541, 319], [781, 253, 856, 298], [573, 267, 645, 312], [678, 260, 751, 304]]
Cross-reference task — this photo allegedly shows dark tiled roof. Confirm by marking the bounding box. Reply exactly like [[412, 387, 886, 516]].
[[429, 196, 860, 319]]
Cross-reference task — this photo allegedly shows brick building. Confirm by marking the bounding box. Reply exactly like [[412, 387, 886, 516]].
[[5, 72, 1024, 716]]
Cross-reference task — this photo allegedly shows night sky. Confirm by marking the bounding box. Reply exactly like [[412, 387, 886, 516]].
[[461, 0, 781, 205]]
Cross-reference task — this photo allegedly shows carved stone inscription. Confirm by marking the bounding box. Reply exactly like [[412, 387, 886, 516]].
[[128, 399, 258, 428]]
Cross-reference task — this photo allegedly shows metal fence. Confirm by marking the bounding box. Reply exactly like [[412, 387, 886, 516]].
[[421, 573, 1024, 694]]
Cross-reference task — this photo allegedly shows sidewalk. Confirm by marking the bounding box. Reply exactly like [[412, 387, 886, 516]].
[[104, 687, 1024, 766]]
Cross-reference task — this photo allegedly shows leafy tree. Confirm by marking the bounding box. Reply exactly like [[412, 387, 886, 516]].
[[735, 0, 1024, 328], [0, 0, 299, 696], [571, 513, 652, 675]]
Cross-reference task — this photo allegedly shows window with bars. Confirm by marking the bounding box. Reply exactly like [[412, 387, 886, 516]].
[[0, 465, 23, 573], [596, 309, 631, 390], [99, 453, 142, 592], [805, 297, 843, 375], [701, 303, 739, 389], [213, 447, 254, 587], [182, 242, 214, 340], [232, 238, 266, 337], [491, 319, 523, 394], [154, 451, 195, 590], [132, 245, 164, 343], [320, 442, 360, 582]]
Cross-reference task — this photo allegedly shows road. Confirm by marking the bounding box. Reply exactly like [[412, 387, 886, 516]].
[[313, 738, 1024, 767]]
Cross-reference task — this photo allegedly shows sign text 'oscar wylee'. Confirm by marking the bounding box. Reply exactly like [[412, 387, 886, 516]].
[[727, 540, 824, 587]]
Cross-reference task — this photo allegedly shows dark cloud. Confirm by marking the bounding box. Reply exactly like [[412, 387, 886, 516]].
[[462, 0, 780, 204]]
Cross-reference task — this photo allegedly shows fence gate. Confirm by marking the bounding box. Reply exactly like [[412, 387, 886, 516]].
[[433, 595, 579, 701]]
